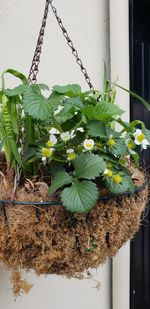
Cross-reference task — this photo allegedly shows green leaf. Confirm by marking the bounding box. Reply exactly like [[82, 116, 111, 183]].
[[105, 174, 135, 195], [109, 81, 150, 112], [87, 120, 107, 137], [109, 139, 128, 156], [49, 171, 73, 195], [9, 139, 22, 165], [53, 84, 81, 95], [22, 147, 36, 162], [83, 102, 124, 121], [61, 113, 82, 132], [23, 87, 53, 121], [49, 162, 65, 176], [61, 180, 98, 213], [142, 127, 150, 144], [47, 92, 65, 107], [103, 61, 108, 93], [0, 136, 7, 151], [73, 153, 107, 179], [64, 97, 83, 108], [6, 85, 29, 97], [5, 83, 49, 97], [10, 98, 19, 134], [2, 69, 28, 85]]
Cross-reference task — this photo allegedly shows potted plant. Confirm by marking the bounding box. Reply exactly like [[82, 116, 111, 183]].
[[0, 0, 149, 296]]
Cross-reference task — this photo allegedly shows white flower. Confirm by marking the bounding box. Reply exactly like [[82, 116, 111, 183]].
[[83, 139, 95, 150], [103, 169, 113, 177], [77, 127, 84, 133], [60, 130, 75, 142], [47, 134, 57, 147], [54, 105, 64, 115], [134, 129, 149, 149], [50, 134, 57, 144], [103, 169, 109, 175], [49, 127, 60, 135], [67, 149, 74, 154], [66, 149, 76, 161]]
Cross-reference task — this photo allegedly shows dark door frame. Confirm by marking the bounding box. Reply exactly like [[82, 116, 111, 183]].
[[129, 1, 150, 308]]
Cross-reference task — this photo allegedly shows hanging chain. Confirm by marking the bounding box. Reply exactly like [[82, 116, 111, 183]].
[[28, 0, 94, 90], [28, 0, 51, 84], [49, 1, 94, 90]]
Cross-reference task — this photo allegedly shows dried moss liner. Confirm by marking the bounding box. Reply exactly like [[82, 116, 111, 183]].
[[0, 178, 148, 206]]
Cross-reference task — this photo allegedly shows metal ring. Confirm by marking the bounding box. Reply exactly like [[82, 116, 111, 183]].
[[0, 179, 148, 207]]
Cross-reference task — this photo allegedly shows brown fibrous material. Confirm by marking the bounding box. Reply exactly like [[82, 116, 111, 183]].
[[0, 169, 148, 281], [11, 270, 33, 297]]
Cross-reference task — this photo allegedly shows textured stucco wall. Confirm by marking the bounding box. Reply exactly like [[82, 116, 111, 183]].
[[0, 1, 111, 308]]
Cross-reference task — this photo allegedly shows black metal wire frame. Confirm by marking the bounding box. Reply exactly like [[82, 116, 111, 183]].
[[0, 179, 148, 207]]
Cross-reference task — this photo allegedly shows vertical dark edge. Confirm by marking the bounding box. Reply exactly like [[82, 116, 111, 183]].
[[129, 1, 150, 308]]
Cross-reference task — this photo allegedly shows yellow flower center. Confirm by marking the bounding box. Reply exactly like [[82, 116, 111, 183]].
[[136, 133, 145, 142], [42, 148, 53, 158], [46, 141, 54, 147], [127, 141, 134, 149], [85, 143, 93, 148], [106, 169, 113, 177], [68, 153, 76, 161], [108, 139, 116, 147], [113, 174, 122, 184]]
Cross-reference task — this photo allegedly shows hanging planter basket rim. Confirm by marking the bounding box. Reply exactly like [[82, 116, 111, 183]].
[[0, 178, 148, 207]]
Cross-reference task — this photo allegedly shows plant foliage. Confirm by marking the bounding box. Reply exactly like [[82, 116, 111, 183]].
[[0, 68, 150, 213]]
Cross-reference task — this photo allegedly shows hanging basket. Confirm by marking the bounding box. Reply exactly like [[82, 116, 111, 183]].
[[0, 168, 148, 277], [1, 1, 150, 296]]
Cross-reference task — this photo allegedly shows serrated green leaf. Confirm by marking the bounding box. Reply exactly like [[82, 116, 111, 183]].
[[83, 102, 124, 121], [49, 171, 73, 195], [48, 92, 65, 108], [109, 139, 128, 156], [23, 87, 52, 121], [6, 84, 29, 97], [87, 120, 107, 137], [73, 153, 107, 179], [53, 84, 81, 95], [58, 97, 82, 123], [64, 97, 83, 108], [61, 180, 98, 213]]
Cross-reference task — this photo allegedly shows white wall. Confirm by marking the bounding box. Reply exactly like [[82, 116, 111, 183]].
[[0, 1, 111, 308], [110, 1, 130, 309]]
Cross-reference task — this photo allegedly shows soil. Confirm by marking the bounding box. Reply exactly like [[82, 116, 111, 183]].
[[0, 159, 148, 295]]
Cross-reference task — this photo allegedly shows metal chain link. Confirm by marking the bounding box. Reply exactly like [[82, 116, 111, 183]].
[[49, 1, 94, 90], [28, 0, 94, 90], [28, 0, 51, 84]]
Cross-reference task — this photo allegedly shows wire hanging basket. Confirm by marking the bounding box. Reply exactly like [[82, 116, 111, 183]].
[[0, 0, 149, 296]]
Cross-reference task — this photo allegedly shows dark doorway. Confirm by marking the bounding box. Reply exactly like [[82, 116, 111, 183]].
[[130, 0, 150, 309]]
